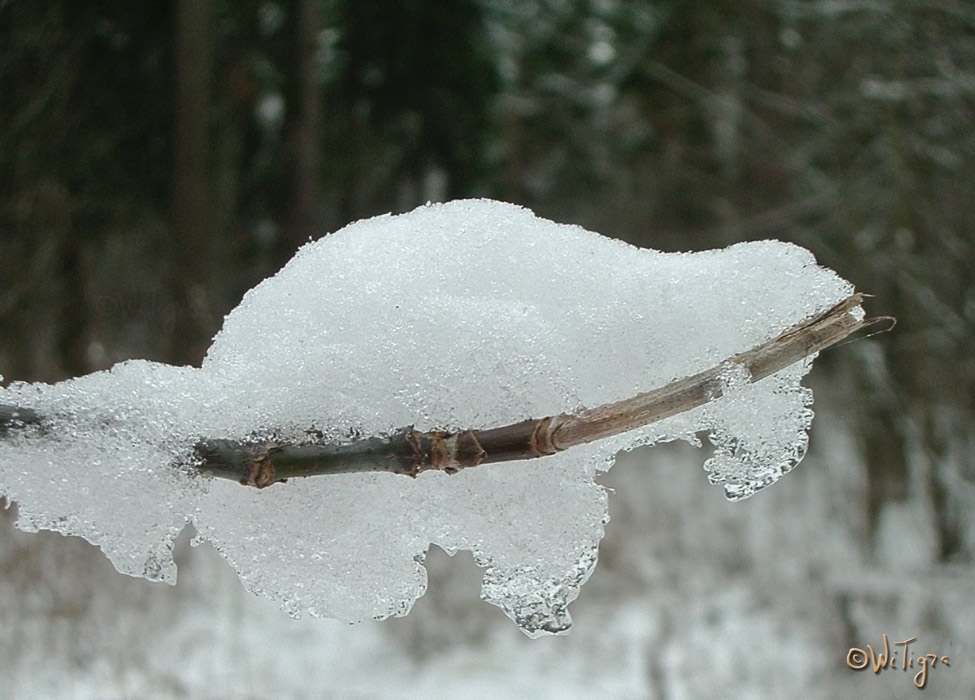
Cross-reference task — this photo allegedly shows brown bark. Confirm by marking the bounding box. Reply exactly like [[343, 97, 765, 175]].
[[0, 294, 888, 488], [277, 0, 323, 260], [192, 294, 884, 487], [171, 0, 216, 365]]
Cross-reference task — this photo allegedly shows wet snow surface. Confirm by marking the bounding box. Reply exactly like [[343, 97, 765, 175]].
[[0, 199, 853, 635]]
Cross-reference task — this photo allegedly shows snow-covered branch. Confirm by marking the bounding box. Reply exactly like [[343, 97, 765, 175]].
[[0, 295, 880, 488], [0, 200, 890, 635], [193, 293, 879, 487]]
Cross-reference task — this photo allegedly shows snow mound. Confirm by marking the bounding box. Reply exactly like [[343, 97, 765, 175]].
[[0, 199, 853, 636]]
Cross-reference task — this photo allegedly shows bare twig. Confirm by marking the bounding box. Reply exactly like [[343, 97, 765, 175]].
[[0, 293, 888, 488], [195, 293, 885, 487]]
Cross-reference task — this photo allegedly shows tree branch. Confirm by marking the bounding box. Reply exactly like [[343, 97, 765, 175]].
[[0, 293, 888, 488], [195, 293, 884, 487]]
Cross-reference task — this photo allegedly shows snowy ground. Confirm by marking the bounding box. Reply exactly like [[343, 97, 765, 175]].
[[2, 388, 971, 699]]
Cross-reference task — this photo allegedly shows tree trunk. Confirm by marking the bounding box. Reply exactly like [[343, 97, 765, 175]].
[[171, 0, 216, 365], [277, 0, 323, 261]]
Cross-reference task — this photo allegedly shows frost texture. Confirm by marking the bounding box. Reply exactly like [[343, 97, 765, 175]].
[[0, 199, 854, 636]]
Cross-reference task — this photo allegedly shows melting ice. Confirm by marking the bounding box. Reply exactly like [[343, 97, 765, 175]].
[[0, 199, 854, 636]]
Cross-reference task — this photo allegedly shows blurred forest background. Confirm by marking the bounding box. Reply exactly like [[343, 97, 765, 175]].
[[1, 1, 974, 698]]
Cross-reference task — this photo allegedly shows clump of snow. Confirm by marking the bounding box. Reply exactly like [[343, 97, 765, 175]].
[[0, 199, 854, 636]]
